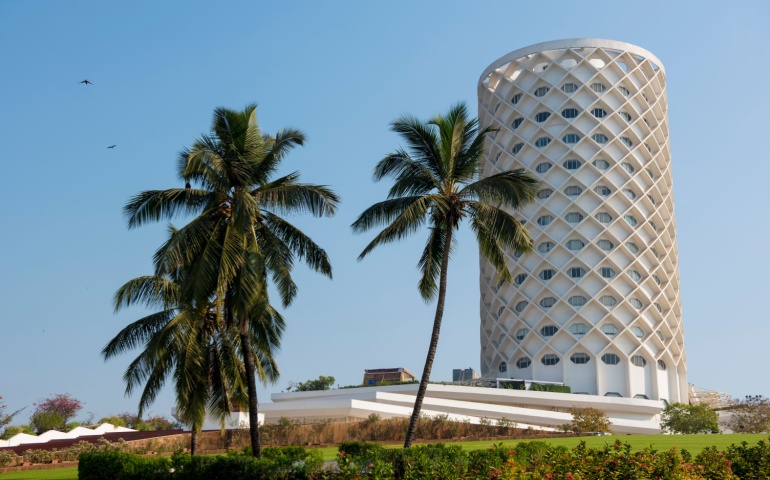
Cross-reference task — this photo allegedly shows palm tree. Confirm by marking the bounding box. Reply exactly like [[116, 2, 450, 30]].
[[123, 104, 338, 456], [102, 271, 282, 454], [352, 102, 539, 447]]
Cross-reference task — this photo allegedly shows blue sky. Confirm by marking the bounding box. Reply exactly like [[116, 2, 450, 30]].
[[1, 1, 769, 421]]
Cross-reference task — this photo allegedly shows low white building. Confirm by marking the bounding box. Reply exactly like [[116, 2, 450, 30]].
[[259, 383, 664, 434], [0, 423, 135, 447], [170, 408, 264, 431]]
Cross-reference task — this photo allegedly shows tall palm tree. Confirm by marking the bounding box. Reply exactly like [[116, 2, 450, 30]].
[[123, 104, 338, 456], [102, 271, 282, 455], [352, 102, 539, 447]]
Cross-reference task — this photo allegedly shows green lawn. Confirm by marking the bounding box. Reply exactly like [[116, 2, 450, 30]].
[[3, 434, 767, 477], [0, 468, 77, 480], [311, 433, 770, 461]]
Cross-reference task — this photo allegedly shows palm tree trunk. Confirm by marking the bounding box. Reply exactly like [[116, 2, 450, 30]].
[[240, 327, 262, 458], [190, 428, 198, 456], [403, 220, 453, 448]]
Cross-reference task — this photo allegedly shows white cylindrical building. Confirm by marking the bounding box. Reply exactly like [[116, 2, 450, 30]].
[[477, 39, 686, 402]]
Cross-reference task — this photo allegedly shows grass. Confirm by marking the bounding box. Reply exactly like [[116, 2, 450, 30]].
[[311, 433, 770, 461], [0, 468, 77, 480], [3, 434, 768, 477]]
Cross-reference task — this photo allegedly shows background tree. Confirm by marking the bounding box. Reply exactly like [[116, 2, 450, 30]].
[[0, 395, 24, 437], [122, 103, 338, 457], [352, 102, 539, 447], [30, 411, 64, 434], [98, 416, 126, 427], [0, 425, 34, 440], [562, 407, 611, 434], [135, 416, 181, 431], [290, 375, 336, 392], [660, 402, 719, 434], [30, 393, 82, 432], [723, 395, 770, 433]]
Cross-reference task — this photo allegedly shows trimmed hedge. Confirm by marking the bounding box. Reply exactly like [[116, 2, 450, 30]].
[[79, 451, 173, 480], [498, 381, 571, 393], [529, 382, 571, 393], [79, 446, 324, 480], [77, 437, 770, 479], [334, 439, 764, 479]]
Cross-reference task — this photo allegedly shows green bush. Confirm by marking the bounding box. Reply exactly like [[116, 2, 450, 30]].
[[30, 410, 64, 433], [79, 451, 172, 480], [528, 382, 571, 393], [395, 444, 468, 480], [80, 447, 325, 480], [0, 450, 21, 468], [467, 443, 520, 477], [171, 454, 272, 480], [262, 446, 324, 478], [1, 424, 34, 439], [563, 406, 611, 433], [334, 439, 754, 479], [497, 381, 570, 393], [723, 438, 770, 479], [98, 416, 127, 427], [661, 402, 719, 434], [337, 442, 394, 478], [694, 446, 738, 480]]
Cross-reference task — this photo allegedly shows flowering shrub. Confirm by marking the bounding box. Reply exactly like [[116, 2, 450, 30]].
[[45, 437, 770, 479], [10, 438, 133, 466], [333, 439, 755, 479], [723, 438, 770, 479], [31, 393, 82, 432], [0, 450, 21, 468]]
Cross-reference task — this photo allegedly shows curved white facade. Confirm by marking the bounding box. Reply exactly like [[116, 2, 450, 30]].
[[477, 39, 686, 402]]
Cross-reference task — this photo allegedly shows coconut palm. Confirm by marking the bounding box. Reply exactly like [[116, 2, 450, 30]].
[[102, 271, 282, 455], [352, 102, 539, 447], [123, 104, 338, 456]]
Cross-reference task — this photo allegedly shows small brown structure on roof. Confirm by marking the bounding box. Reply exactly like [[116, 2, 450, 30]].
[[362, 368, 416, 386]]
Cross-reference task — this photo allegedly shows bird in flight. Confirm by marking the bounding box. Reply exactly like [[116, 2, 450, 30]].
[[80, 79, 93, 85], [108, 145, 116, 149]]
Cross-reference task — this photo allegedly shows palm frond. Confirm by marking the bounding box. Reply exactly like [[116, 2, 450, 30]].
[[353, 195, 443, 260], [182, 140, 232, 193], [351, 195, 435, 234], [113, 276, 179, 312], [102, 309, 176, 359], [459, 169, 540, 207], [253, 173, 339, 217], [253, 128, 306, 182], [466, 200, 533, 256], [124, 189, 210, 229], [255, 226, 297, 307], [452, 124, 495, 183], [389, 116, 445, 181], [431, 102, 469, 180], [373, 151, 439, 198], [416, 221, 448, 301], [263, 212, 333, 278]]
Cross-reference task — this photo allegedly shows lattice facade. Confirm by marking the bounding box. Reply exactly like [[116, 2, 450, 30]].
[[477, 39, 686, 402]]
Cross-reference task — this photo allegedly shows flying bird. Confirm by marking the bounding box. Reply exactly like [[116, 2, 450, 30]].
[[80, 79, 93, 85], [108, 145, 116, 149]]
